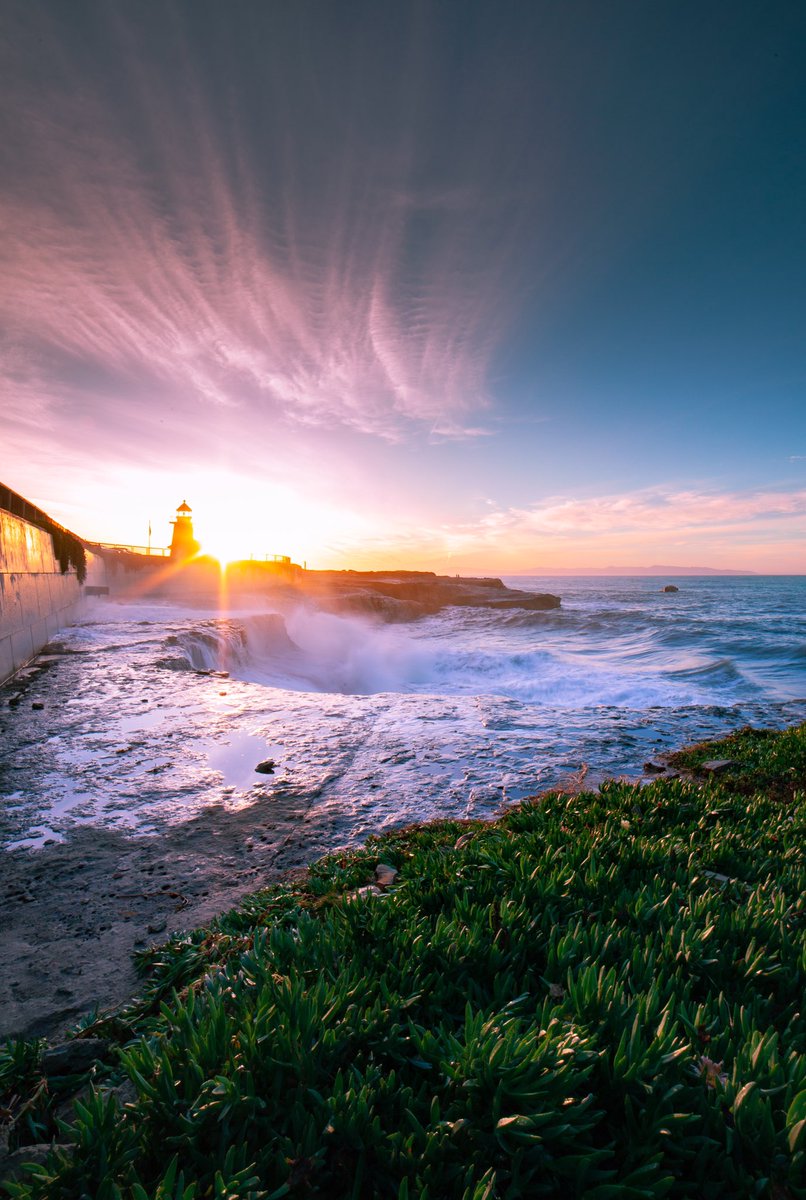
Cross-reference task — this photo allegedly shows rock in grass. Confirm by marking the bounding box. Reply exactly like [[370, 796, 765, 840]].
[[375, 863, 398, 888], [700, 759, 735, 774], [255, 759, 276, 775], [344, 885, 383, 902], [0, 1144, 58, 1182], [42, 1038, 108, 1076]]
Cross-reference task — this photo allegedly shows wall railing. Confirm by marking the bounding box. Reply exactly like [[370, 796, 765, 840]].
[[0, 482, 78, 540], [91, 543, 169, 556]]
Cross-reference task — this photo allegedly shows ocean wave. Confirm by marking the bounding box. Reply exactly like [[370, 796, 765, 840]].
[[141, 575, 806, 709], [163, 610, 431, 695], [663, 657, 750, 687], [155, 609, 754, 709]]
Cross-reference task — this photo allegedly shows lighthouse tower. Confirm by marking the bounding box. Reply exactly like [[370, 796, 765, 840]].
[[169, 500, 200, 560]]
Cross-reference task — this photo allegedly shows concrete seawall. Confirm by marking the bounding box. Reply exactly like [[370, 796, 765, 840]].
[[0, 508, 95, 685]]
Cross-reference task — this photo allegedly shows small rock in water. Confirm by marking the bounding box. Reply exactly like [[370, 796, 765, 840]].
[[32, 701, 45, 710], [42, 1038, 109, 1076], [643, 761, 665, 774], [255, 759, 276, 775], [661, 584, 679, 593], [700, 759, 735, 775]]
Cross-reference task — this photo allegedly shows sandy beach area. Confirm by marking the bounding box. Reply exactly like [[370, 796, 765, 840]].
[[0, 795, 320, 1042]]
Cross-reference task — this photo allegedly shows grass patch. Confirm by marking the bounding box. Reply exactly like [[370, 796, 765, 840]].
[[2, 724, 805, 1198], [668, 723, 806, 803]]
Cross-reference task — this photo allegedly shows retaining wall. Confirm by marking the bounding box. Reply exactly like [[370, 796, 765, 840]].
[[0, 509, 94, 684]]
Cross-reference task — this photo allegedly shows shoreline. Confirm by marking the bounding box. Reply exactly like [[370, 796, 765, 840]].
[[2, 720, 803, 1195], [0, 793, 325, 1043], [0, 734, 708, 1043], [1, 575, 803, 1042]]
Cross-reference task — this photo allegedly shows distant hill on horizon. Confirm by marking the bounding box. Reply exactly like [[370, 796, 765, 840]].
[[516, 564, 759, 577]]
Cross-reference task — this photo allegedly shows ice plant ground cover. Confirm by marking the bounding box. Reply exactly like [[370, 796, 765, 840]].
[[2, 724, 805, 1199]]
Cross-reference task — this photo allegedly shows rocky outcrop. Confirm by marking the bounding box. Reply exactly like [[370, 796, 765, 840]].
[[299, 571, 560, 621]]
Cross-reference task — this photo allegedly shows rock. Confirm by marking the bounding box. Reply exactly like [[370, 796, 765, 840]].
[[42, 1037, 109, 1076], [31, 701, 45, 710], [487, 594, 561, 610], [661, 584, 679, 593], [147, 918, 167, 934], [100, 1078, 137, 1108], [643, 761, 666, 774], [701, 869, 731, 885], [0, 1143, 57, 1182], [344, 885, 382, 902], [255, 759, 276, 774], [374, 863, 398, 888], [700, 759, 735, 775], [303, 571, 561, 621]]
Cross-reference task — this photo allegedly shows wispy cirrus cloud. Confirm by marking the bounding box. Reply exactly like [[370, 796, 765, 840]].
[[327, 484, 806, 571], [475, 486, 806, 539], [0, 2, 541, 471]]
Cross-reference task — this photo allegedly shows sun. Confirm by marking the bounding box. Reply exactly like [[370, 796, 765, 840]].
[[158, 470, 376, 571], [198, 540, 240, 568]]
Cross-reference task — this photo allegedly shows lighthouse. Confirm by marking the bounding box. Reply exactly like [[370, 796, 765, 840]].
[[169, 500, 200, 560]]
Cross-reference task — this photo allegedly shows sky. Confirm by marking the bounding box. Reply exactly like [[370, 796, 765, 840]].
[[1, 0, 804, 572]]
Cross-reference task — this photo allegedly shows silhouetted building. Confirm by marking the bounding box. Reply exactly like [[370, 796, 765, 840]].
[[169, 500, 200, 560]]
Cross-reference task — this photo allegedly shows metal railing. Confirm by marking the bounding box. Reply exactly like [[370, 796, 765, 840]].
[[0, 482, 80, 540], [92, 542, 169, 556]]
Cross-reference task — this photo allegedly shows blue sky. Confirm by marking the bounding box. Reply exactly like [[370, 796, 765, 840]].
[[1, 1, 804, 569]]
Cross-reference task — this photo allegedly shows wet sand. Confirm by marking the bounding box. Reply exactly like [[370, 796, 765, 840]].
[[0, 797, 322, 1042]]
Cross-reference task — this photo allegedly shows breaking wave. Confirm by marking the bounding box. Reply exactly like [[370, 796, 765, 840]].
[[167, 610, 431, 695], [160, 604, 766, 708]]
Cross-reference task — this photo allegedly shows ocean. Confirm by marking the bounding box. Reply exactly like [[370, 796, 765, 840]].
[[2, 575, 804, 854]]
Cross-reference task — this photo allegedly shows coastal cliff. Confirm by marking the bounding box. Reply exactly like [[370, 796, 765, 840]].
[[84, 554, 561, 621], [297, 570, 561, 621]]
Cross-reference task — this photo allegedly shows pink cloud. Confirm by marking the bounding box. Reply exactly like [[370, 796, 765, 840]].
[[0, 9, 531, 470], [476, 487, 806, 538]]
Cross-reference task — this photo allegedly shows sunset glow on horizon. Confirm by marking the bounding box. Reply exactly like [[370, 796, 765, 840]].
[[2, 2, 804, 575]]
